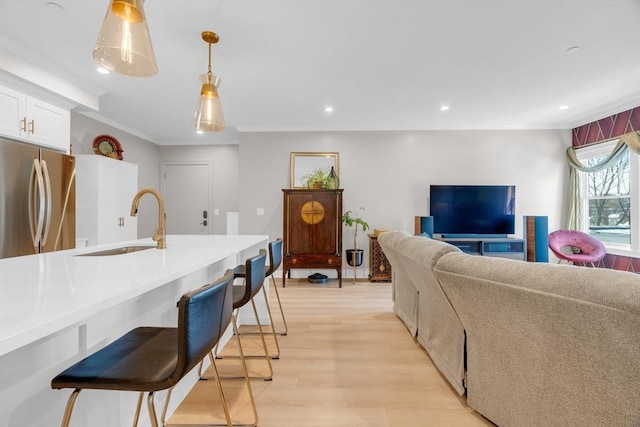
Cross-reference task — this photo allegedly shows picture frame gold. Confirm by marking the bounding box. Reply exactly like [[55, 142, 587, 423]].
[[290, 152, 339, 188]]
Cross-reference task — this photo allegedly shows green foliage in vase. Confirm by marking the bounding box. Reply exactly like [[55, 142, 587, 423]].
[[301, 167, 331, 189]]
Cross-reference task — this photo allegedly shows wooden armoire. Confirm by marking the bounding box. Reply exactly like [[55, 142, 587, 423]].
[[282, 189, 343, 287]]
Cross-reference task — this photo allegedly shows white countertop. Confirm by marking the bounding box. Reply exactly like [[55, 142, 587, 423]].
[[0, 235, 268, 356]]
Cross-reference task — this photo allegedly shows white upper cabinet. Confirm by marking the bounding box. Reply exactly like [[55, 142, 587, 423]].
[[0, 84, 71, 152], [0, 85, 24, 139]]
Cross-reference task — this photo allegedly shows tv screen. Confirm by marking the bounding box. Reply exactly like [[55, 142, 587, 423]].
[[429, 185, 516, 236]]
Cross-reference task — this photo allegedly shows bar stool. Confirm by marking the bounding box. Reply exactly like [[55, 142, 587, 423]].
[[243, 238, 287, 336], [232, 239, 287, 357], [51, 270, 257, 427], [212, 250, 274, 381]]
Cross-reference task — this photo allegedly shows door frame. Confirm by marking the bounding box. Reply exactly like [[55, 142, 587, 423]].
[[161, 161, 213, 234]]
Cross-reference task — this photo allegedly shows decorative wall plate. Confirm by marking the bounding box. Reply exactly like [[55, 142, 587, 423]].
[[92, 135, 123, 160]]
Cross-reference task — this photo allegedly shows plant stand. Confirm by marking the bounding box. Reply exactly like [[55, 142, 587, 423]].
[[346, 249, 364, 283]]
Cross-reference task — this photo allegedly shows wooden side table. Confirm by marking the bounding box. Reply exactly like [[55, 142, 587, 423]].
[[368, 234, 392, 282]]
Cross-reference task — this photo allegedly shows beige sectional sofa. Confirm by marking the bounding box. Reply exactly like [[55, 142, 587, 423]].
[[378, 230, 640, 427]]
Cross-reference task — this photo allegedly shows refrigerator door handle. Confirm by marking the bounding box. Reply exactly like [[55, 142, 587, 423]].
[[28, 159, 46, 248], [40, 159, 53, 246]]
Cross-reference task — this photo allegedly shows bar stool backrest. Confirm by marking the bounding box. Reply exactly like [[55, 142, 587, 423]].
[[172, 269, 234, 388], [235, 250, 267, 309], [266, 239, 283, 277]]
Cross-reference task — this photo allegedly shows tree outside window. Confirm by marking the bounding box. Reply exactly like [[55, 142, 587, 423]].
[[584, 150, 630, 245]]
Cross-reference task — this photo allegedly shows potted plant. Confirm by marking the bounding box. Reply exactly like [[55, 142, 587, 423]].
[[342, 207, 370, 276], [300, 167, 330, 189]]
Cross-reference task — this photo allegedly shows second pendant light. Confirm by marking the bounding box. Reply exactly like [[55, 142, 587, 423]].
[[193, 31, 225, 133]]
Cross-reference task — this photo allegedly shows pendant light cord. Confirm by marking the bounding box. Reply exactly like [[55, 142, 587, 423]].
[[207, 42, 213, 84]]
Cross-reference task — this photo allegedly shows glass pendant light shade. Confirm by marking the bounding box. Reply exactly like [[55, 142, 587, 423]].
[[192, 31, 225, 132], [193, 74, 226, 132], [93, 0, 158, 77]]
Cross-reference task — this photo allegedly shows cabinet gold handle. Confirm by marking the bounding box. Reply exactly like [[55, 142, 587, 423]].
[[28, 119, 35, 134], [21, 117, 27, 132]]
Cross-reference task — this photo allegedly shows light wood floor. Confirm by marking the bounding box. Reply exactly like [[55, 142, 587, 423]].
[[169, 279, 494, 427]]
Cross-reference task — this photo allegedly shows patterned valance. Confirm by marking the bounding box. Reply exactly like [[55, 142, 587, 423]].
[[572, 106, 640, 147]]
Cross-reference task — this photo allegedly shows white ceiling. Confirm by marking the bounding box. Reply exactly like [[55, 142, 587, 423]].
[[1, 0, 639, 146]]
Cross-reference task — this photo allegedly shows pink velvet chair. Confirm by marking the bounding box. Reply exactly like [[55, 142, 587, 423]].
[[548, 230, 606, 267]]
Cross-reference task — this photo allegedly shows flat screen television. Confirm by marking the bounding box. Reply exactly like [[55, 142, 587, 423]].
[[429, 185, 516, 236]]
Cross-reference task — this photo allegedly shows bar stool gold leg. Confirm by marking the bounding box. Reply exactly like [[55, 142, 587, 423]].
[[205, 312, 260, 426], [225, 306, 273, 380], [231, 312, 259, 427], [210, 356, 234, 427], [259, 285, 281, 358], [160, 388, 172, 426], [164, 363, 233, 427], [250, 298, 274, 379], [147, 391, 159, 427], [134, 392, 144, 427], [60, 389, 81, 427], [270, 274, 288, 335], [216, 303, 274, 380]]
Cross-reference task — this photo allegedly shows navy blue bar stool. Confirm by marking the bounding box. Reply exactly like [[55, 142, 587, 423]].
[[211, 250, 274, 381], [231, 240, 287, 361], [51, 269, 256, 427], [233, 239, 287, 337]]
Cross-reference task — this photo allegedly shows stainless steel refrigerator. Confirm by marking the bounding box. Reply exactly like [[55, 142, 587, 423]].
[[1, 138, 75, 258]]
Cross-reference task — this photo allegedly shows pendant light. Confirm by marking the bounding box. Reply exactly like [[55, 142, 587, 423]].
[[93, 0, 158, 77], [193, 31, 226, 132]]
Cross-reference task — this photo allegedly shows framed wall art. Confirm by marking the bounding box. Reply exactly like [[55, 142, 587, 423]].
[[290, 152, 339, 188]]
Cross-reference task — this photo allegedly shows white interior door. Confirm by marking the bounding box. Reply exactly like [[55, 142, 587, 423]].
[[162, 162, 212, 235]]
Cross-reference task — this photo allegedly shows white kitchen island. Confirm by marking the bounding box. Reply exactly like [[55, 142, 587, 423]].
[[0, 234, 268, 427]]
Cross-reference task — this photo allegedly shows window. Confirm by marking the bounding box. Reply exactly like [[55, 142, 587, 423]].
[[576, 139, 640, 255]]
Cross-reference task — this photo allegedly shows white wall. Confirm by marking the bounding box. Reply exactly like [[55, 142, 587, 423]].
[[68, 117, 572, 273], [158, 145, 240, 235], [70, 112, 161, 239], [239, 130, 571, 274]]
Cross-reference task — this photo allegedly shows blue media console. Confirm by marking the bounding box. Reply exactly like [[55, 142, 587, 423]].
[[436, 236, 525, 260]]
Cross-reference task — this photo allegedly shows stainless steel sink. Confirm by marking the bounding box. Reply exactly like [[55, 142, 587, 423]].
[[76, 245, 156, 256]]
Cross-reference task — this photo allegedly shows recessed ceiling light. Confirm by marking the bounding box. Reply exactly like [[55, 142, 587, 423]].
[[559, 105, 569, 110], [196, 130, 204, 134], [440, 105, 450, 111], [46, 2, 64, 11], [96, 67, 110, 75], [324, 106, 334, 113]]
